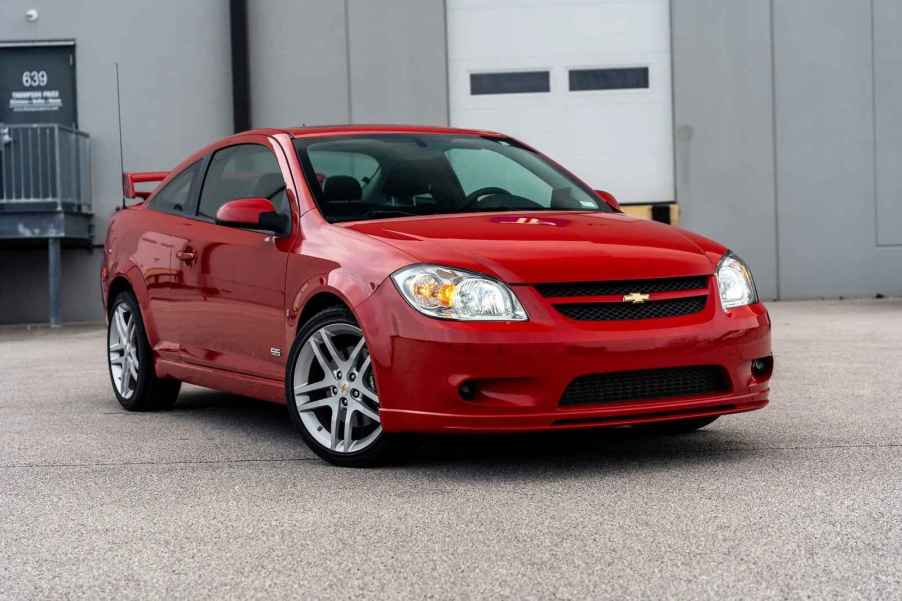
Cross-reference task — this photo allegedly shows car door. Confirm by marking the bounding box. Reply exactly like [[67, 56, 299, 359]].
[[174, 140, 292, 380], [138, 161, 202, 360]]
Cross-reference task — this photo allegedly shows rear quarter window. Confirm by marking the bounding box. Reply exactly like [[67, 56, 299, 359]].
[[149, 161, 200, 215]]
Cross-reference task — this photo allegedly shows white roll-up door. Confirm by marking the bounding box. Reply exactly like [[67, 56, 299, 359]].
[[447, 0, 674, 204]]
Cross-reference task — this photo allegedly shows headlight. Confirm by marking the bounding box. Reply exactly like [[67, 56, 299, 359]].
[[716, 252, 758, 310], [391, 264, 528, 321]]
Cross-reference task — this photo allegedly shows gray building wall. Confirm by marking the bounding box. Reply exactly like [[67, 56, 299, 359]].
[[247, 0, 448, 127], [0, 246, 100, 324], [670, 0, 778, 299], [247, 0, 350, 127], [1, 0, 448, 325], [2, 0, 899, 324], [346, 0, 448, 124], [874, 0, 902, 247], [773, 0, 902, 298], [0, 0, 234, 324], [673, 0, 902, 299]]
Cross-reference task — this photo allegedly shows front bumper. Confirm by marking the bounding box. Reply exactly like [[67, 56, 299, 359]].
[[356, 280, 772, 433]]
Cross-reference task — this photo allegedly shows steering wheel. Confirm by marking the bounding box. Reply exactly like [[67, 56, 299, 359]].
[[462, 186, 511, 209]]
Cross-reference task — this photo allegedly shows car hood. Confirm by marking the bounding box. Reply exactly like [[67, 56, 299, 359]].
[[341, 211, 717, 284]]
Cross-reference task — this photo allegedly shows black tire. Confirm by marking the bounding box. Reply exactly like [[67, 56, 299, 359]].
[[107, 291, 181, 411], [285, 306, 404, 467], [636, 415, 719, 435]]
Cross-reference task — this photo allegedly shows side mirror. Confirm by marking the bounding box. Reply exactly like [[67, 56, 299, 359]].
[[595, 190, 621, 212], [215, 198, 289, 235]]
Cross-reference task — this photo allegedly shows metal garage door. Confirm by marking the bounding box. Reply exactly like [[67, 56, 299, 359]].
[[447, 0, 674, 204]]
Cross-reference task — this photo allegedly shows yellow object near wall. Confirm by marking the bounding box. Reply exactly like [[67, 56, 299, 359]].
[[620, 203, 680, 225]]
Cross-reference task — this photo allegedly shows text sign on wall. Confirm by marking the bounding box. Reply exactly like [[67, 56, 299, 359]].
[[0, 45, 77, 126]]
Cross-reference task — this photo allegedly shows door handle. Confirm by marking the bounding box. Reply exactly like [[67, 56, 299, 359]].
[[176, 248, 197, 263]]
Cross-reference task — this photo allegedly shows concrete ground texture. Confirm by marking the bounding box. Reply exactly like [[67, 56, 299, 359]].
[[1, 299, 900, 600]]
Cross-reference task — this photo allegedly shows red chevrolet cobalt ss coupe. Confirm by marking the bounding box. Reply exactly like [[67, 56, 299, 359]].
[[101, 125, 772, 466]]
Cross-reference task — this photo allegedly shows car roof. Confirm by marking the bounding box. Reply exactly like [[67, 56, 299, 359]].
[[242, 124, 505, 139]]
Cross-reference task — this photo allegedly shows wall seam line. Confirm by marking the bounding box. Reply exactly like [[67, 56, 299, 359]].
[[443, 0, 451, 126], [871, 0, 879, 247], [769, 0, 782, 300], [668, 0, 679, 209], [344, 0, 353, 123]]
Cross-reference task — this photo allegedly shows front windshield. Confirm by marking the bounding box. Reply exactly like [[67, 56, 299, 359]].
[[293, 134, 609, 223]]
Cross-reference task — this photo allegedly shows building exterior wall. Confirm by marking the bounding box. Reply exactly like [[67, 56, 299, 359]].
[[247, 0, 449, 128], [673, 0, 902, 299], [0, 0, 234, 323], [772, 0, 902, 298], [1, 0, 899, 325], [347, 0, 449, 125], [0, 0, 448, 325], [247, 0, 351, 127], [0, 245, 102, 324], [874, 0, 902, 247], [670, 0, 778, 299]]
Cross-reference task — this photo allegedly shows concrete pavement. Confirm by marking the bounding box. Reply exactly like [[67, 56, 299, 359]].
[[1, 299, 900, 600]]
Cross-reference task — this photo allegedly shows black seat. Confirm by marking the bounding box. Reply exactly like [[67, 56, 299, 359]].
[[320, 175, 365, 219], [323, 175, 362, 202]]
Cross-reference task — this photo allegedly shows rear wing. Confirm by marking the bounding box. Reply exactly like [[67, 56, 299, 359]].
[[122, 171, 169, 200]]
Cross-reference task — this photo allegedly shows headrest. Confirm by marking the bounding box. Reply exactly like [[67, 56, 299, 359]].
[[323, 175, 362, 202]]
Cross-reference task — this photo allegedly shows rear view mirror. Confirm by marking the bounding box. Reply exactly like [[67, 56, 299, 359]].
[[595, 190, 621, 212], [215, 198, 289, 235]]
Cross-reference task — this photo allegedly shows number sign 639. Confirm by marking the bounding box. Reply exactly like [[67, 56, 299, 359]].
[[22, 70, 48, 87]]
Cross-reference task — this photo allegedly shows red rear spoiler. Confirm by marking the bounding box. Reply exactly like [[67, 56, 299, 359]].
[[123, 171, 169, 200]]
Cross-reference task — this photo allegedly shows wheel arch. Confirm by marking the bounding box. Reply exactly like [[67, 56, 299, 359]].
[[104, 266, 160, 347], [295, 291, 353, 334], [106, 276, 134, 315]]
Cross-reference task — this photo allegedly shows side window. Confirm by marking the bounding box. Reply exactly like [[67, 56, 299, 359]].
[[197, 144, 287, 220], [148, 161, 199, 215]]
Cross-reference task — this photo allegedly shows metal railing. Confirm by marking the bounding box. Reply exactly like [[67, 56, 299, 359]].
[[0, 124, 92, 213]]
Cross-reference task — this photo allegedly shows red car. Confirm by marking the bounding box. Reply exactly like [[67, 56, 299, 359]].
[[101, 125, 772, 467]]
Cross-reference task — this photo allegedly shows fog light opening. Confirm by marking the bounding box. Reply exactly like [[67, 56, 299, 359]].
[[458, 380, 478, 401], [751, 356, 774, 380]]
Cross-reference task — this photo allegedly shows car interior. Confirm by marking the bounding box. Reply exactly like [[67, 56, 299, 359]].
[[295, 135, 606, 223]]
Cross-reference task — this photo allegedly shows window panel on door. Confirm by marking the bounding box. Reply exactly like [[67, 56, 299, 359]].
[[568, 67, 650, 91], [197, 144, 288, 220], [469, 71, 550, 95], [148, 161, 200, 215]]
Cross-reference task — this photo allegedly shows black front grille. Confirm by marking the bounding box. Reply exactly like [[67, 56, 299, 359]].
[[560, 365, 730, 406], [536, 276, 708, 298], [555, 296, 707, 321]]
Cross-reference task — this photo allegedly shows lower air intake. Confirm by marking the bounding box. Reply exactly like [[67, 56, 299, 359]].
[[560, 365, 730, 406]]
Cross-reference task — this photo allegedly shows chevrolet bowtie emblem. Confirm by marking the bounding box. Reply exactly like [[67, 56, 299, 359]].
[[623, 292, 651, 304]]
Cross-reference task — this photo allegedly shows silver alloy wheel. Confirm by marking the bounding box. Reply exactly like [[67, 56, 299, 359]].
[[108, 302, 139, 399], [292, 323, 382, 453]]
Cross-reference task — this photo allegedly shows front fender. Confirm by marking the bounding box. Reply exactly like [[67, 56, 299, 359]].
[[286, 259, 375, 335]]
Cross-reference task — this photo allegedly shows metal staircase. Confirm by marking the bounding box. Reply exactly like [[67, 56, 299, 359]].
[[0, 123, 93, 325]]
